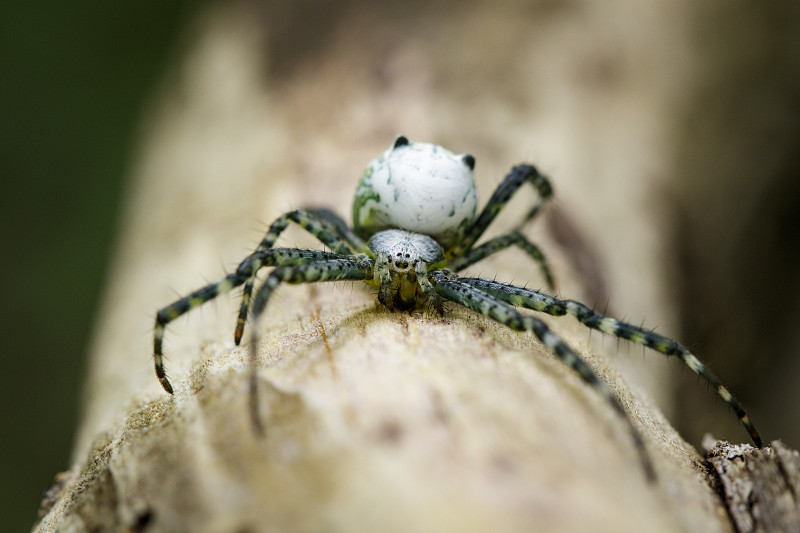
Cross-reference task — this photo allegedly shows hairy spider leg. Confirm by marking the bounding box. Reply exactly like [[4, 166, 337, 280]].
[[247, 258, 374, 432], [429, 270, 654, 480], [153, 248, 348, 394], [303, 207, 367, 251], [235, 209, 364, 346], [446, 231, 555, 289], [450, 164, 552, 258], [458, 277, 763, 448]]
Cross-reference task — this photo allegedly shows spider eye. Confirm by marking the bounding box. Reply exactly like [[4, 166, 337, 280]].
[[462, 154, 476, 170], [393, 135, 410, 149]]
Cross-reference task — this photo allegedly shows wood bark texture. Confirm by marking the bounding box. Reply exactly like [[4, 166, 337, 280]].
[[705, 439, 800, 533]]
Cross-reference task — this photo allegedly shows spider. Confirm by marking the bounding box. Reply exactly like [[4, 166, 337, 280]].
[[153, 135, 762, 476]]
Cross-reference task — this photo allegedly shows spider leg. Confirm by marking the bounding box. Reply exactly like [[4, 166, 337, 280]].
[[446, 231, 555, 289], [457, 277, 763, 448], [235, 208, 366, 345], [303, 207, 367, 251], [450, 164, 552, 257], [153, 248, 348, 394], [247, 257, 373, 432], [455, 277, 566, 316], [373, 254, 394, 309], [415, 260, 444, 314], [429, 270, 654, 480], [562, 299, 762, 448]]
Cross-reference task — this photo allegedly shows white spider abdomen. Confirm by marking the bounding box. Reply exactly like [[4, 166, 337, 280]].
[[352, 136, 478, 248]]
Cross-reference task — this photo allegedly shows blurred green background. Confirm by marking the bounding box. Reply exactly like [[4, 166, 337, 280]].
[[0, 1, 202, 529]]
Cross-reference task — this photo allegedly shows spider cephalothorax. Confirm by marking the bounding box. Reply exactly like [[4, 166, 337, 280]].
[[154, 135, 762, 478], [367, 228, 444, 311]]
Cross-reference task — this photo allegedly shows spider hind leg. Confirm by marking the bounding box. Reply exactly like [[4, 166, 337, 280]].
[[448, 231, 555, 289], [451, 164, 552, 257]]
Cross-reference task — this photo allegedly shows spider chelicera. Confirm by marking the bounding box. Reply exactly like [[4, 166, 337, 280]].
[[153, 135, 762, 476]]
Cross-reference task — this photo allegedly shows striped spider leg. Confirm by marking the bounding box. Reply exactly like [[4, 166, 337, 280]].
[[452, 276, 763, 448], [434, 155, 761, 451], [153, 248, 352, 394], [232, 208, 366, 346], [246, 256, 374, 432], [429, 269, 656, 479], [446, 164, 555, 288], [447, 230, 555, 290]]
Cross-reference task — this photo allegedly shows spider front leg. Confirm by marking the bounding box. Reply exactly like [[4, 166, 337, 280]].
[[234, 208, 366, 345], [450, 164, 552, 258], [247, 257, 373, 432], [458, 277, 763, 448], [430, 270, 655, 480], [153, 248, 348, 394]]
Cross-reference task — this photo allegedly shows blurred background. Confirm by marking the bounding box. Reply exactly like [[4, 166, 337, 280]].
[[3, 1, 799, 530], [1, 1, 201, 530]]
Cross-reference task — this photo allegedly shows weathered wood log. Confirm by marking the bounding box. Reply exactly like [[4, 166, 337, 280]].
[[34, 3, 799, 532]]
